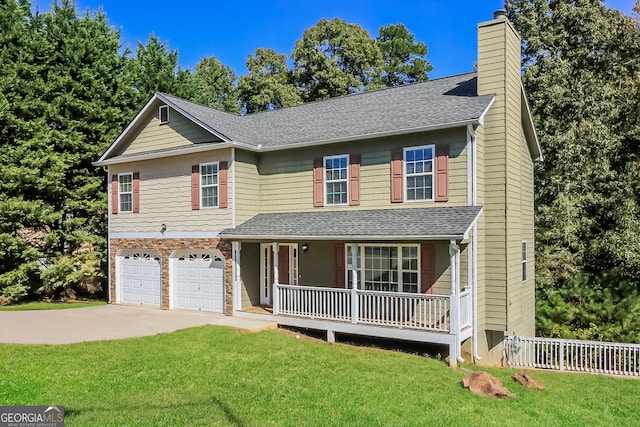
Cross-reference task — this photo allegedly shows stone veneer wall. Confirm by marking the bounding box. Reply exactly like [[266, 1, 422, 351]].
[[109, 238, 233, 315]]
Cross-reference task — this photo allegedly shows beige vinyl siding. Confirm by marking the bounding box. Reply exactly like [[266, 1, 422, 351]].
[[115, 105, 219, 157], [234, 149, 260, 225], [259, 128, 469, 213], [109, 149, 233, 233]]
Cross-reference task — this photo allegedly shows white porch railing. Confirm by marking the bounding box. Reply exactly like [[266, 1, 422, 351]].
[[459, 288, 472, 329], [278, 285, 351, 321], [503, 336, 640, 377], [276, 284, 463, 333]]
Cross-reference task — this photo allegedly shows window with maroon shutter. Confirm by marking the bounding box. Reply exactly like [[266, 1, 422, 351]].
[[435, 145, 449, 202], [335, 243, 345, 288], [219, 161, 228, 208], [191, 164, 200, 210], [111, 175, 118, 214], [132, 172, 140, 213], [391, 148, 404, 203], [313, 157, 324, 207], [349, 154, 360, 206], [420, 243, 435, 294]]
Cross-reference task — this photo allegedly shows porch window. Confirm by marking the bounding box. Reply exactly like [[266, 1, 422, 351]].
[[404, 145, 434, 201], [118, 173, 133, 212], [200, 162, 219, 208], [325, 155, 348, 205], [349, 244, 420, 293]]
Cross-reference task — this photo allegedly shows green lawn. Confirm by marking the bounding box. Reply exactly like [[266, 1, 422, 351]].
[[0, 301, 106, 311], [1, 326, 638, 426]]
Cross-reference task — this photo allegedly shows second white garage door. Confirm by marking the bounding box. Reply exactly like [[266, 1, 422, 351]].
[[173, 251, 225, 313]]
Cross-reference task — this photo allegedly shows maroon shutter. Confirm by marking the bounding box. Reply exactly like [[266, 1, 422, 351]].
[[435, 145, 449, 202], [391, 148, 404, 203], [313, 157, 324, 207], [219, 161, 228, 208], [335, 243, 345, 288], [420, 243, 435, 294], [191, 165, 200, 210], [111, 175, 118, 214], [349, 154, 361, 206], [132, 172, 140, 213]]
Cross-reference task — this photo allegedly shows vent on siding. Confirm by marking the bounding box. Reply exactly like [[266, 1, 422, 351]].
[[159, 105, 169, 124]]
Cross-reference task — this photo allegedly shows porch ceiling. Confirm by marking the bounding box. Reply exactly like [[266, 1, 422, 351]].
[[220, 206, 482, 241]]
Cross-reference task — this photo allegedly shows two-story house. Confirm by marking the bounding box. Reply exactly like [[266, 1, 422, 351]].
[[95, 11, 541, 366]]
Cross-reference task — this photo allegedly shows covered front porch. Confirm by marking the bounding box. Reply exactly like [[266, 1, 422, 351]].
[[220, 207, 482, 367]]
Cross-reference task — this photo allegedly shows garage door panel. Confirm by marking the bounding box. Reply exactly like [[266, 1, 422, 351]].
[[173, 253, 224, 313], [119, 252, 161, 308]]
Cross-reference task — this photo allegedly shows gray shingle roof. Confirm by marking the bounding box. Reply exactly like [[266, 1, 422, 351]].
[[219, 206, 483, 240], [158, 72, 493, 150]]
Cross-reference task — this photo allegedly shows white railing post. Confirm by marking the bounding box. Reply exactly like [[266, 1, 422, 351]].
[[272, 242, 279, 315], [350, 244, 358, 324], [448, 240, 459, 336]]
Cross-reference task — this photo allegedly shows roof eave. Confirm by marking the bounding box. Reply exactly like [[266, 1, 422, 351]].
[[92, 142, 237, 167], [255, 118, 485, 152], [217, 233, 468, 241], [521, 84, 543, 162]]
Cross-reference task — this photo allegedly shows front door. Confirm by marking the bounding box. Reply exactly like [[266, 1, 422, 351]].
[[260, 243, 298, 305]]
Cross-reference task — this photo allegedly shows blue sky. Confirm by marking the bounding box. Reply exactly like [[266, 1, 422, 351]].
[[32, 0, 636, 79]]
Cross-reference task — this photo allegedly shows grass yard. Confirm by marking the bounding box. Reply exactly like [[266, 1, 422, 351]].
[[1, 326, 638, 426], [0, 301, 107, 311]]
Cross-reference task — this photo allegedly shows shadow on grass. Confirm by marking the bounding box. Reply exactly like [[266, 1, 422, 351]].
[[65, 394, 245, 426]]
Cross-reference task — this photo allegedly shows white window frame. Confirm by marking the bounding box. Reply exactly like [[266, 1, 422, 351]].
[[404, 145, 435, 202], [522, 241, 527, 282], [159, 105, 169, 124], [118, 172, 133, 213], [200, 162, 219, 208], [324, 154, 349, 206], [346, 243, 420, 293]]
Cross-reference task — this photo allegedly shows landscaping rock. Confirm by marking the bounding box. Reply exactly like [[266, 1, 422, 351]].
[[511, 372, 544, 390], [461, 371, 514, 398]]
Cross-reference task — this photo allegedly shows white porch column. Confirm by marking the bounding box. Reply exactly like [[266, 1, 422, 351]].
[[232, 242, 242, 312], [272, 242, 279, 315], [350, 244, 359, 324], [449, 240, 460, 366]]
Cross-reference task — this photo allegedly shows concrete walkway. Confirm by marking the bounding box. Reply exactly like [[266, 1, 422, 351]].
[[0, 304, 277, 344]]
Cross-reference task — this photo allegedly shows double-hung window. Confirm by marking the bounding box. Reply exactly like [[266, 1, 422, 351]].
[[200, 162, 219, 208], [404, 145, 434, 201], [118, 173, 133, 212], [325, 155, 348, 205]]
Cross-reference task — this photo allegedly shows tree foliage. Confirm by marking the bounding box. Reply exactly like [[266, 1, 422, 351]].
[[506, 0, 640, 342], [376, 23, 432, 86], [291, 18, 384, 101], [0, 0, 132, 303], [0, 2, 431, 304], [238, 48, 302, 113]]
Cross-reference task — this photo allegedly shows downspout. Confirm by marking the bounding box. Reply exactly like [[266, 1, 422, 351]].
[[468, 124, 481, 361], [105, 166, 111, 304], [231, 147, 236, 229]]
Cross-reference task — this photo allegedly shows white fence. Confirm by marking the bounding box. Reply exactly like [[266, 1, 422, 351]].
[[276, 284, 455, 333], [503, 336, 640, 377]]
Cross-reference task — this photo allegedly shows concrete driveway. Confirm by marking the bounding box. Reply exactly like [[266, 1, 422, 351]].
[[0, 304, 276, 344]]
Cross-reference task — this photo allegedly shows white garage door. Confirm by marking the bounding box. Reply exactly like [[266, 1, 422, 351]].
[[173, 252, 224, 313], [119, 251, 162, 307]]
